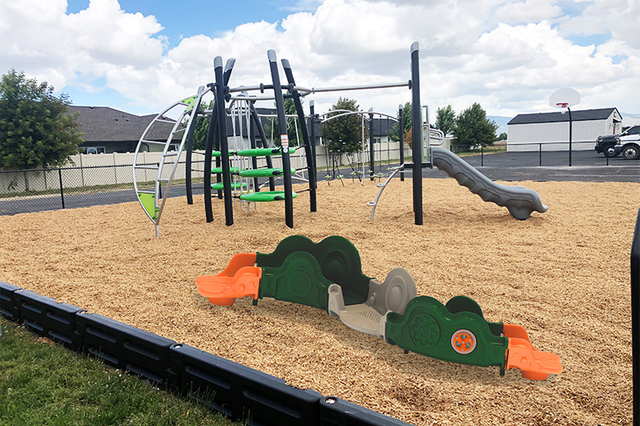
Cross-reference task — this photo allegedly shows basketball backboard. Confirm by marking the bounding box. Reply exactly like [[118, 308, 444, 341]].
[[549, 88, 580, 109]]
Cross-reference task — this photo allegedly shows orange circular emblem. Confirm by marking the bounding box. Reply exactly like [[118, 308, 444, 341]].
[[451, 329, 476, 354]]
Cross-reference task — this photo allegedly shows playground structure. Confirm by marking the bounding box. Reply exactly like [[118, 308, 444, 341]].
[[196, 235, 563, 381], [133, 42, 547, 237]]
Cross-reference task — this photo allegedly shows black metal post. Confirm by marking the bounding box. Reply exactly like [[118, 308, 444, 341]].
[[568, 107, 573, 167], [539, 143, 543, 166], [399, 105, 405, 181], [281, 58, 317, 212], [310, 101, 318, 186], [481, 146, 484, 167], [214, 57, 234, 226], [410, 42, 423, 225], [58, 168, 65, 209], [267, 50, 294, 228], [632, 208, 640, 425], [185, 87, 204, 205], [369, 112, 375, 180]]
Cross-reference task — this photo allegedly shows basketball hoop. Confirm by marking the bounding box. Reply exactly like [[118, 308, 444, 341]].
[[556, 102, 569, 108]]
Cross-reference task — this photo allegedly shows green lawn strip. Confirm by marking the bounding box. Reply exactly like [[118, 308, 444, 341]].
[[0, 318, 237, 426]]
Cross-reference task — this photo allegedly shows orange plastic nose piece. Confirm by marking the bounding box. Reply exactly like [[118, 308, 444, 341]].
[[196, 253, 261, 306], [503, 324, 563, 380]]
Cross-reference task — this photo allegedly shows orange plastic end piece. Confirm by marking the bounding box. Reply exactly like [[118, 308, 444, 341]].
[[196, 253, 261, 306], [504, 324, 562, 380]]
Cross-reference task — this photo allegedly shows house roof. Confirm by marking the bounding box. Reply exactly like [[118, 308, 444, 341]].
[[507, 107, 621, 126], [69, 106, 177, 142]]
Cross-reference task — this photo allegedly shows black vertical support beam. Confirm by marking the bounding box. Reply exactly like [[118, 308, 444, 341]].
[[58, 168, 65, 209], [249, 105, 275, 191], [568, 107, 573, 167], [410, 41, 423, 225], [281, 58, 317, 212], [399, 104, 405, 181], [185, 86, 204, 205], [309, 101, 318, 189], [631, 208, 640, 425], [369, 112, 375, 180], [203, 87, 216, 222], [214, 57, 234, 226], [267, 50, 294, 228]]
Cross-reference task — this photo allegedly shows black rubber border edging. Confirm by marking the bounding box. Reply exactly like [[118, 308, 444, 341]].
[[0, 280, 410, 426]]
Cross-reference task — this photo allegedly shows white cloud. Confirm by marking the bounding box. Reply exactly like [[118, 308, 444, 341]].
[[0, 0, 637, 119]]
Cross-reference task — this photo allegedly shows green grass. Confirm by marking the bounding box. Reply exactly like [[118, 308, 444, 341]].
[[0, 318, 237, 426]]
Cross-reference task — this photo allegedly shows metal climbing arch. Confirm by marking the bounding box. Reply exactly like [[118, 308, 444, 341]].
[[132, 86, 209, 237]]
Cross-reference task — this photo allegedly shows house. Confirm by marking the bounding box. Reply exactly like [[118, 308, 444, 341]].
[[70, 106, 178, 154], [507, 107, 622, 151]]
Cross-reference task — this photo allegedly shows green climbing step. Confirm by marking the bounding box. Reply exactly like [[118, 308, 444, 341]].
[[238, 168, 296, 178], [212, 150, 236, 157], [211, 166, 242, 174], [211, 181, 247, 190], [239, 191, 297, 202], [236, 147, 296, 157]]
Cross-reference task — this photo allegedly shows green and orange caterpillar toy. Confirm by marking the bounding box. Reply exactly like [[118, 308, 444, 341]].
[[196, 235, 562, 380]]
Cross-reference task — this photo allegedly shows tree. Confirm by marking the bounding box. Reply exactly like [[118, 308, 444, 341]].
[[452, 103, 498, 151], [322, 98, 363, 153], [498, 132, 507, 141], [0, 69, 82, 170], [387, 101, 412, 143], [435, 105, 455, 136]]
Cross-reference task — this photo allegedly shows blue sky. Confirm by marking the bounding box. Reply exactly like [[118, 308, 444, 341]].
[[1, 0, 639, 124]]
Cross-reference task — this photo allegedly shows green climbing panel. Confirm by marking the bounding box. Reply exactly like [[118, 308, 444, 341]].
[[238, 168, 296, 178], [256, 235, 372, 305], [138, 192, 158, 221], [385, 295, 508, 368], [239, 191, 297, 202], [236, 147, 296, 157], [211, 181, 247, 190], [259, 251, 333, 311]]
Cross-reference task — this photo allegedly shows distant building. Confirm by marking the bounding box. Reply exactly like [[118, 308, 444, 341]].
[[507, 107, 622, 151], [70, 106, 178, 154], [70, 105, 396, 153]]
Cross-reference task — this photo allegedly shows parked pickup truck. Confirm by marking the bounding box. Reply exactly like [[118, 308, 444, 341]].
[[595, 124, 640, 160]]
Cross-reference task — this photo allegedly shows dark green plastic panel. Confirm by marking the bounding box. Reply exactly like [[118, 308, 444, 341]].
[[256, 235, 372, 305], [385, 296, 508, 368], [259, 252, 333, 310]]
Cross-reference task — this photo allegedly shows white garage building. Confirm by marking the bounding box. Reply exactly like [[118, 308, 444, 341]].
[[507, 107, 622, 152]]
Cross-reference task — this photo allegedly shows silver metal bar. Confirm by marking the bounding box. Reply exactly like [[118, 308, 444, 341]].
[[294, 81, 410, 94]]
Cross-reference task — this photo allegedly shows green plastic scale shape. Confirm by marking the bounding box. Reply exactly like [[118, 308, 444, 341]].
[[196, 235, 562, 380]]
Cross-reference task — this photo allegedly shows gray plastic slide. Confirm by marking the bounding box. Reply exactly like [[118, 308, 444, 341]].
[[431, 147, 548, 220]]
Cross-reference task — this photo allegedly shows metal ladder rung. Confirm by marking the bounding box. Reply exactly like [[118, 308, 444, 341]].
[[155, 118, 175, 124], [137, 189, 156, 194], [141, 139, 166, 145], [171, 128, 186, 134], [135, 165, 159, 170], [163, 152, 179, 157]]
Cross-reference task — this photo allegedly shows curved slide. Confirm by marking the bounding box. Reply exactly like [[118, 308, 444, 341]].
[[431, 147, 548, 220]]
